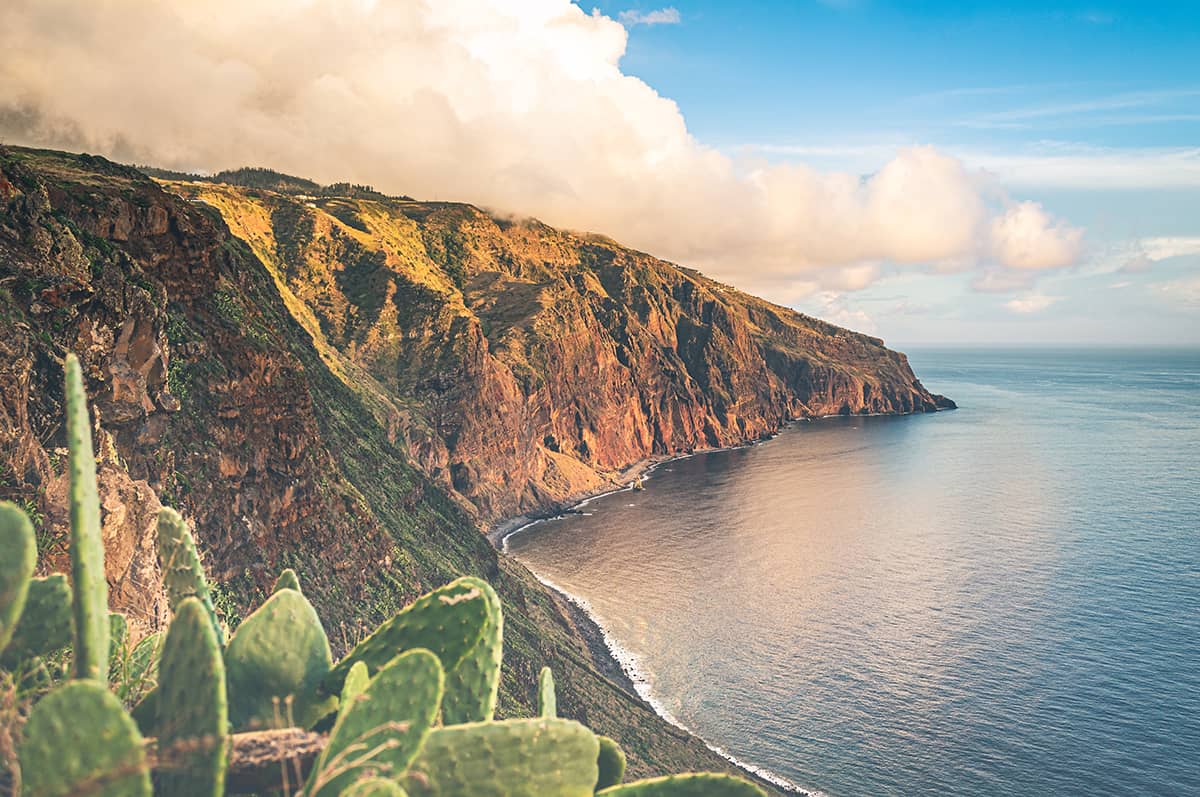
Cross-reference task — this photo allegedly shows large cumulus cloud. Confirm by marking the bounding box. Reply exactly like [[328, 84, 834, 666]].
[[0, 0, 1082, 296]]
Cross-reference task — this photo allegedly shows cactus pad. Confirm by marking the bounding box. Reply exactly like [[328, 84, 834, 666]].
[[596, 736, 626, 790], [19, 680, 151, 797], [340, 661, 371, 710], [307, 649, 443, 797], [405, 718, 599, 797], [322, 577, 491, 696], [65, 352, 109, 682], [537, 666, 557, 719], [0, 501, 36, 654], [440, 576, 504, 724], [0, 574, 72, 668], [130, 685, 159, 736], [224, 587, 333, 730], [157, 597, 228, 796], [596, 774, 767, 796], [273, 567, 301, 593], [157, 507, 224, 645]]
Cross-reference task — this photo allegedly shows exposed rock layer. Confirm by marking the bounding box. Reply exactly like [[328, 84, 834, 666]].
[[164, 177, 953, 524]]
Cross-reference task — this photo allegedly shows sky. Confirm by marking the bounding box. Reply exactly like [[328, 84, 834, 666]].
[[1, 0, 1197, 344], [601, 0, 1200, 343]]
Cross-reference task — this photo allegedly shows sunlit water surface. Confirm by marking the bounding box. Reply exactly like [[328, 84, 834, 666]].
[[506, 348, 1200, 796]]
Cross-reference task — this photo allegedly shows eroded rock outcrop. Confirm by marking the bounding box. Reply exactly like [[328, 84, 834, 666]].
[[165, 179, 953, 524]]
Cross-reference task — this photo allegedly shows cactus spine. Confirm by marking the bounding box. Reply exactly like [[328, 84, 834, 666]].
[[0, 501, 35, 654], [224, 586, 333, 730], [441, 576, 504, 724], [405, 717, 599, 797], [157, 597, 228, 796], [308, 648, 443, 797], [596, 774, 766, 796], [19, 680, 152, 797], [596, 736, 627, 790], [65, 352, 108, 681], [157, 506, 224, 645], [537, 666, 557, 719]]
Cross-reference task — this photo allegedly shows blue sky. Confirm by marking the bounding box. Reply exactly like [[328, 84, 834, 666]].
[[590, 0, 1200, 344]]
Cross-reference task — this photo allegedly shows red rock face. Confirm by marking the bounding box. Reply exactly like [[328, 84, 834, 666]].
[[0, 148, 442, 627], [0, 147, 951, 575], [168, 185, 953, 525]]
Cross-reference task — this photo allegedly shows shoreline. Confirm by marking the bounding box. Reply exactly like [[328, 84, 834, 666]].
[[523, 565, 815, 796], [485, 402, 953, 549], [495, 431, 816, 796], [487, 433, 780, 550]]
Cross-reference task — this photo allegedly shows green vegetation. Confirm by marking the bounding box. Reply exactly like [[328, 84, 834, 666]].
[[0, 364, 765, 796], [64, 353, 108, 682]]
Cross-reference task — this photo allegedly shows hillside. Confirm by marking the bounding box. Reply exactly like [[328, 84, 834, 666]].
[[0, 146, 950, 792], [155, 166, 953, 526]]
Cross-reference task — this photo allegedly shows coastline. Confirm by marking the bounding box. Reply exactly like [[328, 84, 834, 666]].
[[494, 431, 817, 796]]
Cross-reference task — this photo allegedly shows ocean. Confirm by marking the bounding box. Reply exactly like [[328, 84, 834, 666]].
[[504, 347, 1200, 796]]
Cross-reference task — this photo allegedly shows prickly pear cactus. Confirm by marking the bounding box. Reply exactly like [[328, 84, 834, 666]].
[[404, 718, 599, 797], [64, 352, 109, 682], [157, 506, 224, 645], [441, 576, 504, 724], [307, 649, 443, 797], [157, 597, 228, 797], [340, 779, 410, 797], [596, 774, 766, 796], [322, 576, 491, 696], [596, 736, 626, 790], [273, 567, 301, 593], [224, 586, 333, 730], [19, 680, 152, 797], [537, 666, 557, 719], [0, 574, 72, 668], [339, 660, 371, 710], [0, 501, 35, 654], [130, 685, 159, 735]]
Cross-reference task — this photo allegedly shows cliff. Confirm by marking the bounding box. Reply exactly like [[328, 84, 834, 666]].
[[0, 146, 950, 791], [152, 168, 952, 526]]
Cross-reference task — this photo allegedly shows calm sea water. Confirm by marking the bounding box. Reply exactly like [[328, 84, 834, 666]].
[[506, 347, 1200, 796]]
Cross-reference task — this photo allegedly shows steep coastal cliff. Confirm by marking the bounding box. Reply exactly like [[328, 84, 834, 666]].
[[0, 146, 950, 790], [156, 167, 953, 526]]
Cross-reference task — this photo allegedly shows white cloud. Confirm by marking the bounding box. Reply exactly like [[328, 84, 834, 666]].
[[1141, 237, 1200, 261], [0, 0, 1083, 299], [749, 141, 1200, 190], [809, 292, 878, 334], [1119, 254, 1154, 274], [1153, 276, 1200, 309], [1004, 294, 1061, 314], [972, 268, 1037, 293], [618, 7, 681, 26], [988, 201, 1083, 269], [964, 145, 1200, 190], [1112, 236, 1200, 274]]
